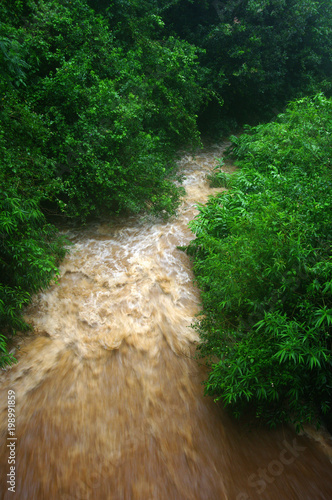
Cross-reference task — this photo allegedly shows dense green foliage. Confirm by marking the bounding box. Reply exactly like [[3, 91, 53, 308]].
[[1, 0, 205, 219], [187, 94, 332, 429], [164, 0, 332, 126], [0, 190, 66, 331]]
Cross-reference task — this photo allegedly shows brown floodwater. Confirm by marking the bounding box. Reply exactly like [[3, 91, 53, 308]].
[[1, 144, 332, 500]]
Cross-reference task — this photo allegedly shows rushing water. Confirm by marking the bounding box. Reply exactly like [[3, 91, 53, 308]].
[[1, 144, 332, 500]]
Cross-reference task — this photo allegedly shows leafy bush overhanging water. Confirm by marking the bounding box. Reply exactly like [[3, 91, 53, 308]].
[[187, 94, 332, 429]]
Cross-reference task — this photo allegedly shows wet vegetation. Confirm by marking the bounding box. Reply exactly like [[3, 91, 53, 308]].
[[187, 94, 332, 429], [1, 0, 332, 430]]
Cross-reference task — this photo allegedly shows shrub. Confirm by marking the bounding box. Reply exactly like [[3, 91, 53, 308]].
[[0, 190, 66, 366], [187, 94, 332, 429]]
